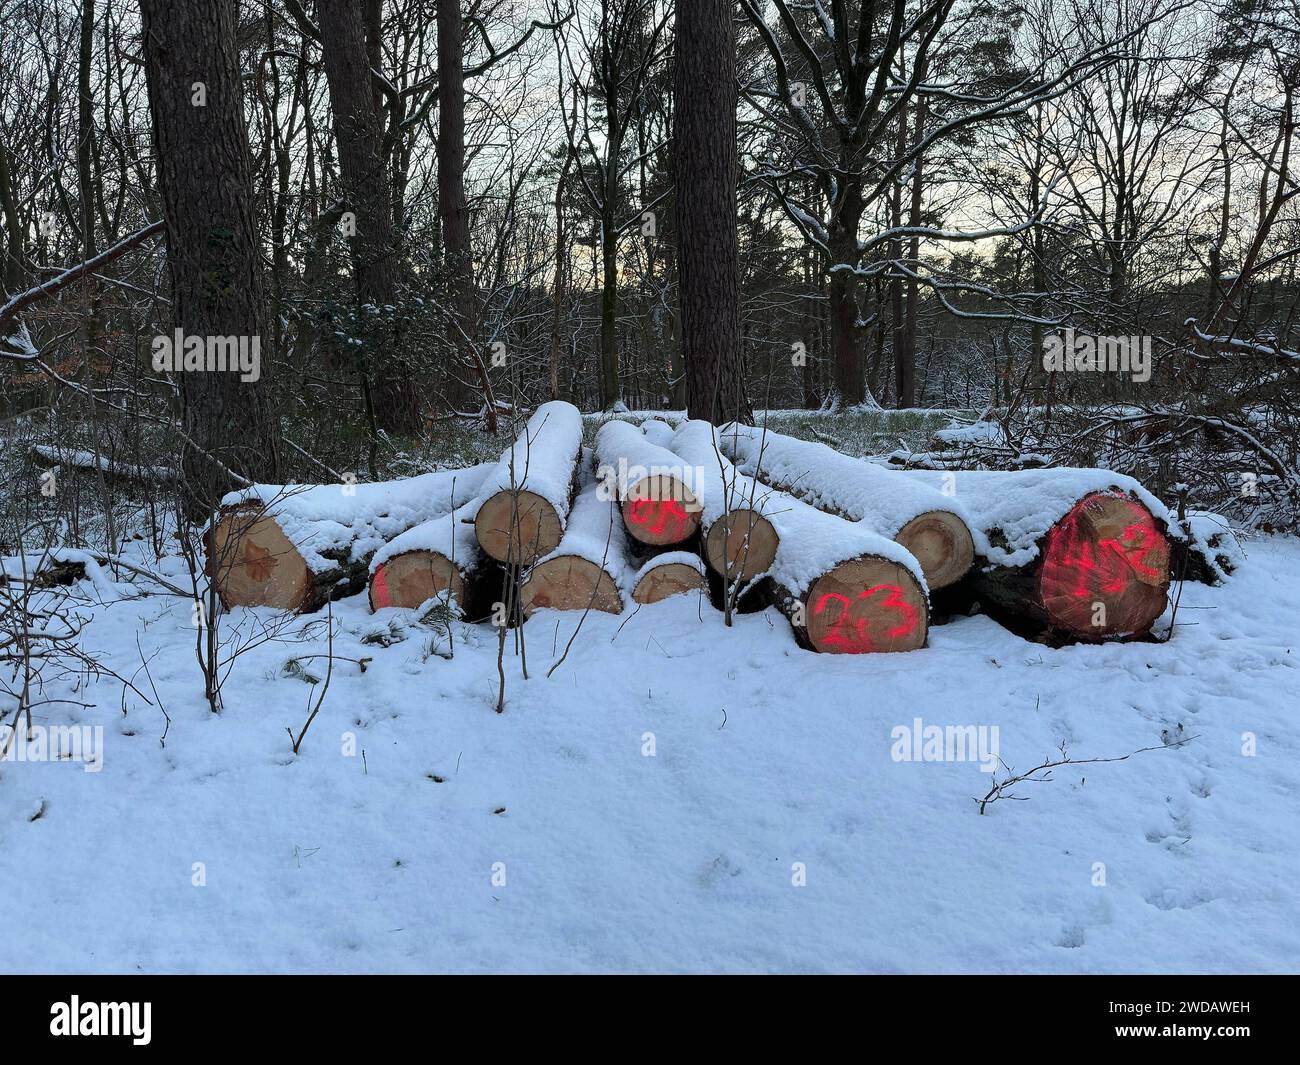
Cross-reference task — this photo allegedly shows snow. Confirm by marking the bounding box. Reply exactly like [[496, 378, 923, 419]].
[[3, 524, 1296, 973], [527, 455, 631, 591], [1180, 511, 1246, 583], [933, 420, 1005, 446], [221, 464, 494, 574], [31, 444, 177, 483], [667, 419, 780, 528], [721, 422, 984, 546], [760, 491, 927, 597], [369, 500, 482, 577], [639, 419, 675, 449], [478, 401, 584, 521], [899, 468, 1180, 568], [593, 418, 696, 503]]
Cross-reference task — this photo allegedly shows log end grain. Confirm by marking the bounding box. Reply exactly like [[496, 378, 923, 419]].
[[803, 555, 929, 654], [1038, 492, 1171, 637], [207, 509, 312, 611], [621, 474, 702, 545], [702, 508, 779, 581], [520, 556, 623, 615], [632, 561, 708, 604], [369, 550, 465, 612], [896, 510, 975, 591], [474, 489, 564, 566]]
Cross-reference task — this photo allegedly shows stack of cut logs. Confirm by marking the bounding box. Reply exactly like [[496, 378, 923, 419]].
[[208, 401, 1179, 653]]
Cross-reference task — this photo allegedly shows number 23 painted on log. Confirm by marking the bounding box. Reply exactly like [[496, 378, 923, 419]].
[[812, 584, 919, 652]]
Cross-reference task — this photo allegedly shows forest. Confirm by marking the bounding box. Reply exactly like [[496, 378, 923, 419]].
[[0, 0, 1298, 980]]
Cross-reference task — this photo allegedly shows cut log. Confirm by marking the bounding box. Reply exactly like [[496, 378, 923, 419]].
[[760, 489, 929, 653], [899, 468, 1176, 638], [473, 400, 585, 566], [208, 463, 493, 612], [593, 418, 701, 546], [631, 551, 708, 604], [665, 420, 781, 582], [368, 499, 489, 616], [519, 468, 631, 616], [721, 424, 976, 590]]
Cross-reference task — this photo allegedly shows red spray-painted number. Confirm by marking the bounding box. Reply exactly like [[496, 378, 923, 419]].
[[812, 584, 919, 652], [370, 565, 391, 609], [627, 497, 692, 540], [1042, 496, 1163, 601]]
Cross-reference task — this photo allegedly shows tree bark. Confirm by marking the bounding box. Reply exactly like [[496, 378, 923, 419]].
[[437, 0, 476, 413], [78, 0, 103, 355], [317, 0, 422, 435], [675, 0, 747, 424], [0, 139, 24, 295], [139, 0, 280, 505]]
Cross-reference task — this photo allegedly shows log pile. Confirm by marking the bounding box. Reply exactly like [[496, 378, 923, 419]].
[[207, 405, 1193, 652]]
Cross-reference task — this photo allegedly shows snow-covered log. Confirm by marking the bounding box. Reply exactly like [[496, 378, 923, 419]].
[[593, 419, 702, 546], [473, 401, 585, 566], [207, 463, 493, 612], [667, 419, 780, 582], [519, 467, 631, 615], [721, 424, 976, 590], [631, 551, 708, 604], [899, 468, 1176, 638], [639, 418, 676, 448], [762, 491, 929, 654], [367, 499, 491, 616]]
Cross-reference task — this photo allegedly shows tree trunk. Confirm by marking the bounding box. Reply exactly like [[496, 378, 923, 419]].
[[139, 0, 281, 505], [78, 0, 103, 354], [599, 164, 621, 410], [896, 92, 926, 409], [317, 0, 422, 435], [675, 0, 747, 424], [0, 139, 24, 294], [829, 211, 864, 406], [437, 0, 476, 413]]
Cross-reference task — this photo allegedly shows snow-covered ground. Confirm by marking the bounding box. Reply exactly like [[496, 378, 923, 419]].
[[2, 536, 1298, 974]]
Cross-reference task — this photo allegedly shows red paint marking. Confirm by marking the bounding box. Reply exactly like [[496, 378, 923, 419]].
[[627, 497, 692, 540], [371, 565, 391, 609], [812, 583, 919, 652], [1042, 494, 1164, 603]]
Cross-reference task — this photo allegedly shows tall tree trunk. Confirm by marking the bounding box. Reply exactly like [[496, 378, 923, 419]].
[[829, 196, 865, 408], [437, 0, 475, 413], [549, 92, 575, 403], [675, 0, 747, 424], [317, 0, 422, 436], [0, 135, 25, 296], [78, 0, 103, 355], [139, 0, 280, 504], [599, 181, 620, 409], [896, 91, 926, 410]]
